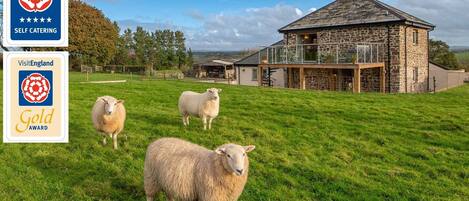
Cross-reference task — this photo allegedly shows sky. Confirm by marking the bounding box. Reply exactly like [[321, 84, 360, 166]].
[[86, 0, 468, 51]]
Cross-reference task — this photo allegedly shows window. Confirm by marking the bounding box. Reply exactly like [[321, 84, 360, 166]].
[[413, 67, 419, 83], [252, 69, 258, 81], [413, 30, 419, 45]]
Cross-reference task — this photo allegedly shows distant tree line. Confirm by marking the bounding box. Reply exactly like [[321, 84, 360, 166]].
[[112, 27, 194, 71], [67, 0, 193, 71], [429, 39, 460, 70]]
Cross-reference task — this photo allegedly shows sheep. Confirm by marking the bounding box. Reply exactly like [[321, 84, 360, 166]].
[[91, 96, 126, 150], [144, 138, 256, 201], [178, 88, 222, 130]]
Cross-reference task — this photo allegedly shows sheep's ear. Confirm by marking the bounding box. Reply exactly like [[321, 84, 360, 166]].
[[117, 100, 125, 105], [215, 147, 226, 155], [101, 98, 108, 103], [243, 145, 256, 153]]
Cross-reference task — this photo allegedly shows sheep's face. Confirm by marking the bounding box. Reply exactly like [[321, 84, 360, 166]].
[[206, 88, 222, 101], [215, 144, 255, 176], [101, 98, 124, 115]]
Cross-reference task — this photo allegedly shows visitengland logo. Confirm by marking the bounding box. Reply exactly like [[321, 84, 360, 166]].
[[19, 71, 53, 106], [4, 52, 68, 143], [19, 0, 53, 12]]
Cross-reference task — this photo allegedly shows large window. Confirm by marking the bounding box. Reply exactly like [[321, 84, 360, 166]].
[[252, 69, 258, 81], [413, 30, 419, 45]]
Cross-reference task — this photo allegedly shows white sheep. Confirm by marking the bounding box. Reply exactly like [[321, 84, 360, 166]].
[[144, 138, 255, 201], [178, 88, 222, 130], [91, 96, 126, 150]]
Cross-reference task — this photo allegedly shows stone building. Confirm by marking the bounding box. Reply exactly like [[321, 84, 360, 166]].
[[255, 0, 434, 93]]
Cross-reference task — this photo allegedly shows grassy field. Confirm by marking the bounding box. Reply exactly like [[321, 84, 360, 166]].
[[1, 72, 468, 201]]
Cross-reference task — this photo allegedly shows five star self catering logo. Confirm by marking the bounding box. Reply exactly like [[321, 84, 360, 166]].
[[2, 0, 68, 47]]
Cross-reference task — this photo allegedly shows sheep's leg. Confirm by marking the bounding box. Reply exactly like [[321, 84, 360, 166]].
[[208, 118, 213, 130], [182, 116, 186, 126], [112, 133, 118, 150], [144, 183, 158, 201], [202, 116, 207, 130], [186, 116, 190, 126], [102, 136, 107, 145], [144, 168, 160, 201]]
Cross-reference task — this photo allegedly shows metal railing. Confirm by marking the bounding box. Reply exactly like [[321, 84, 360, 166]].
[[261, 43, 385, 65]]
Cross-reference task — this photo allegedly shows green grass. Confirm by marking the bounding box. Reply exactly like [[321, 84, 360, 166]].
[[1, 72, 468, 201]]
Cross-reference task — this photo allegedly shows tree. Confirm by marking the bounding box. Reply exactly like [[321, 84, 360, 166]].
[[175, 31, 187, 70], [186, 48, 194, 71], [69, 0, 119, 68], [111, 22, 128, 65], [429, 39, 460, 69], [133, 27, 149, 65]]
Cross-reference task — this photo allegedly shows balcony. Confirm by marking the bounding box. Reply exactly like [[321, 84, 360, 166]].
[[257, 43, 387, 93], [263, 43, 385, 65]]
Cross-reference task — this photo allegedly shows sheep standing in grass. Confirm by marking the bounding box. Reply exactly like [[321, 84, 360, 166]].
[[178, 88, 222, 130], [144, 138, 255, 201], [91, 96, 126, 150]]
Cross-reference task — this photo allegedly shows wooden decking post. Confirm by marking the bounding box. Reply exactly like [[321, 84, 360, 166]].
[[380, 66, 386, 93], [300, 67, 305, 90], [353, 68, 361, 93], [258, 66, 263, 86], [288, 68, 293, 88]]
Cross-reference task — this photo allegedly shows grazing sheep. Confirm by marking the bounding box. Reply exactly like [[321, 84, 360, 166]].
[[178, 88, 222, 130], [144, 138, 255, 201], [91, 96, 126, 149]]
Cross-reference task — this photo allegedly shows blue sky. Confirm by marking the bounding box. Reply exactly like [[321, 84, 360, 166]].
[[85, 0, 467, 51], [90, 0, 334, 28]]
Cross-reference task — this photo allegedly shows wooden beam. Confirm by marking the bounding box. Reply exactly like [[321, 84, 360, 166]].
[[300, 67, 305, 90], [259, 63, 360, 70], [380, 66, 386, 93], [358, 62, 386, 69], [288, 68, 293, 88], [353, 68, 361, 93], [258, 66, 262, 87]]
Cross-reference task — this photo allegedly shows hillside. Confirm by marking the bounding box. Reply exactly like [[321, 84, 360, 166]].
[[0, 72, 468, 201], [456, 51, 469, 70]]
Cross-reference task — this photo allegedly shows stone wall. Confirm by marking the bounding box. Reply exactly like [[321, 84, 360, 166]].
[[283, 23, 430, 93], [400, 26, 429, 93]]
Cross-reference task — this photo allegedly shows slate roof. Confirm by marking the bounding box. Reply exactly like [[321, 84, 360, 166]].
[[234, 40, 284, 66], [201, 60, 233, 67], [279, 0, 434, 32]]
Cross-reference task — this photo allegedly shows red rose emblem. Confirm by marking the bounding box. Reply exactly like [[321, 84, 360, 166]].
[[21, 73, 51, 103], [19, 0, 53, 12]]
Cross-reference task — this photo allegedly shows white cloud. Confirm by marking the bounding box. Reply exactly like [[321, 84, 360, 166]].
[[118, 4, 306, 51], [295, 8, 303, 16], [184, 4, 305, 51]]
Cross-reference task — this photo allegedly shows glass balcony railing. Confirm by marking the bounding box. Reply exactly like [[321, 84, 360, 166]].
[[260, 43, 385, 65]]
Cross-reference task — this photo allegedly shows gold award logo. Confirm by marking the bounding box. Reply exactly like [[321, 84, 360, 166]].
[[3, 51, 68, 143]]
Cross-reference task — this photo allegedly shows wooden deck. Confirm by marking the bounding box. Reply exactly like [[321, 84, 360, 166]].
[[258, 63, 386, 93]]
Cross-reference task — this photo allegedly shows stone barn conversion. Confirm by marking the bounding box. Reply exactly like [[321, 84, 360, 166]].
[[241, 0, 435, 93]]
